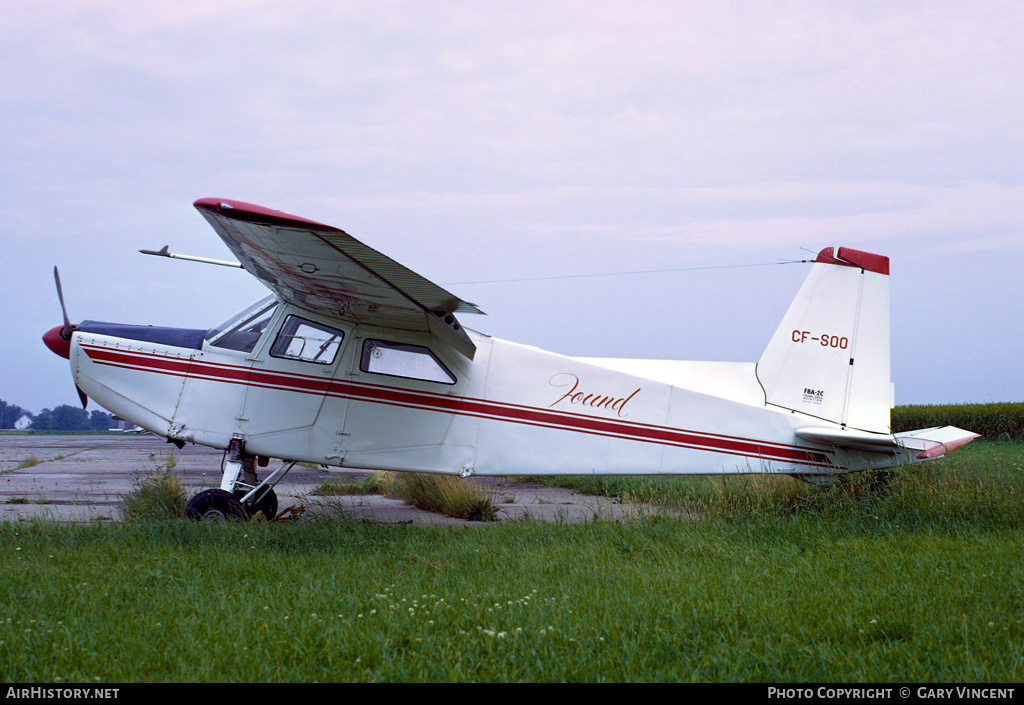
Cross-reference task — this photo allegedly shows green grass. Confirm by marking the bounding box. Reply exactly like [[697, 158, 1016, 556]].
[[309, 471, 395, 497], [310, 478, 374, 496], [1, 441, 1022, 682], [539, 438, 1024, 528]]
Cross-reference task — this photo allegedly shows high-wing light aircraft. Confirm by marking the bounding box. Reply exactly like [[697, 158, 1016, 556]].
[[43, 198, 979, 520]]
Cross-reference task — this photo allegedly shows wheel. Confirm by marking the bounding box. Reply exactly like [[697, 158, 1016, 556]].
[[186, 489, 246, 521], [252, 487, 278, 519], [236, 487, 278, 520]]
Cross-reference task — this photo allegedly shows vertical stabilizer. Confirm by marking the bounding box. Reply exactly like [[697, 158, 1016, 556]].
[[757, 247, 891, 433]]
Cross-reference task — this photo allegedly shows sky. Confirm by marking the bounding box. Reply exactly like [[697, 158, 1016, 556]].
[[2, 1, 1022, 415]]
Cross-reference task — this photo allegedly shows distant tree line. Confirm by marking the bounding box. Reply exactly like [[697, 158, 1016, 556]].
[[1, 398, 115, 431], [29, 406, 116, 431]]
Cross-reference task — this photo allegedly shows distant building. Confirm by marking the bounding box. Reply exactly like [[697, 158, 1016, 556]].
[[14, 413, 33, 430], [111, 417, 138, 432]]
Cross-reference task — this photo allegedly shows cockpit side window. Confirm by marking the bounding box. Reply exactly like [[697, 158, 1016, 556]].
[[360, 339, 456, 384], [270, 316, 345, 364], [208, 298, 278, 353]]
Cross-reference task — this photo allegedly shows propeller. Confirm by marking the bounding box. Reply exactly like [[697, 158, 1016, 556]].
[[54, 266, 73, 341], [42, 266, 89, 408]]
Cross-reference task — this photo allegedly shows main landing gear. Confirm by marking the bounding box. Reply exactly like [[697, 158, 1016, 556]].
[[185, 489, 245, 521], [185, 438, 296, 521]]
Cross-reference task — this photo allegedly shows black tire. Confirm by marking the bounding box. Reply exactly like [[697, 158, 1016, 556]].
[[236, 487, 278, 520], [186, 489, 246, 521]]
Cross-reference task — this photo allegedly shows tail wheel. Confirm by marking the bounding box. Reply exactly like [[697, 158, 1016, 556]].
[[186, 489, 245, 521]]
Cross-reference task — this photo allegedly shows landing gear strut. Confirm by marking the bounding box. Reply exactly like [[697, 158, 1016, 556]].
[[185, 438, 296, 521], [236, 486, 279, 520]]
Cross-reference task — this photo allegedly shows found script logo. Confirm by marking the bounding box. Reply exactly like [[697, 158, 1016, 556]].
[[548, 373, 641, 418]]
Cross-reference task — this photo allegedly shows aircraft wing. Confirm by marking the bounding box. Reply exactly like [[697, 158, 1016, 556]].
[[194, 198, 482, 359]]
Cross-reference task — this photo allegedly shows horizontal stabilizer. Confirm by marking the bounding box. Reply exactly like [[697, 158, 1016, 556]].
[[796, 426, 899, 453], [894, 426, 981, 459], [797, 425, 980, 459]]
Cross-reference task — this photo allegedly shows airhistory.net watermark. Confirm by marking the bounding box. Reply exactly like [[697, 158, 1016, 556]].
[[5, 688, 119, 700]]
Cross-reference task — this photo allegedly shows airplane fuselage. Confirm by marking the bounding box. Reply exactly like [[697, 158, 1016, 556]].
[[68, 298, 904, 479]]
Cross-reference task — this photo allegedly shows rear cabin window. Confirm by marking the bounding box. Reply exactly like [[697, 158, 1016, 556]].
[[270, 316, 345, 364], [360, 340, 455, 384]]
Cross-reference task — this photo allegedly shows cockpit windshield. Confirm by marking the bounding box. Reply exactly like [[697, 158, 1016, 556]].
[[206, 295, 278, 353]]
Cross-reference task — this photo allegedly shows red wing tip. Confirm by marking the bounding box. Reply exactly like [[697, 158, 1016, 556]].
[[193, 198, 339, 232], [815, 246, 889, 276], [916, 433, 982, 459]]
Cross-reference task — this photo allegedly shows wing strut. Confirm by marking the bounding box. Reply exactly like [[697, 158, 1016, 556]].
[[140, 245, 243, 269]]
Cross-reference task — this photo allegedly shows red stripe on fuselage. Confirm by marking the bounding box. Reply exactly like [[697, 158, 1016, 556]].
[[80, 344, 832, 467]]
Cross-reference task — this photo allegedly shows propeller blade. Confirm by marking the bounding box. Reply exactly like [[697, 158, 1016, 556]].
[[47, 266, 88, 407], [53, 266, 73, 341]]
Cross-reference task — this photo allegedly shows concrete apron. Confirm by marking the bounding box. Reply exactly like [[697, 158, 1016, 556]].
[[0, 435, 667, 525]]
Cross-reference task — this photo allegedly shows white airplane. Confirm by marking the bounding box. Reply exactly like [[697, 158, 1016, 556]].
[[43, 198, 979, 520]]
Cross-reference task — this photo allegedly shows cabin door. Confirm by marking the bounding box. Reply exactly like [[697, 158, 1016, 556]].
[[239, 313, 350, 461]]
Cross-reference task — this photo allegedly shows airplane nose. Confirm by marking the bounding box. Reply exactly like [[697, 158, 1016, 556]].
[[43, 324, 73, 359]]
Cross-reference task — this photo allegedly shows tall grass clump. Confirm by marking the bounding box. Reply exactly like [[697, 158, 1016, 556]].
[[394, 472, 499, 522], [119, 470, 189, 520], [16, 455, 42, 469], [312, 470, 499, 521], [690, 473, 823, 519]]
